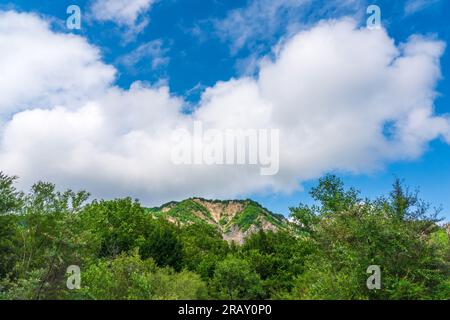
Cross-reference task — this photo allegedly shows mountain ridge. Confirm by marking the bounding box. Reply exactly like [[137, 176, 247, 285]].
[[147, 198, 294, 243]]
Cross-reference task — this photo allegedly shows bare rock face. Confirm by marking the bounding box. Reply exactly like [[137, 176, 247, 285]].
[[223, 225, 246, 245], [148, 198, 293, 244]]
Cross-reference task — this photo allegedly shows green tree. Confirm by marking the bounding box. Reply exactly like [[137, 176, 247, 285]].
[[211, 255, 264, 300], [241, 230, 312, 297], [81, 198, 183, 270], [77, 251, 207, 300], [0, 173, 22, 279], [0, 179, 91, 299], [178, 223, 229, 278], [16, 182, 90, 299], [290, 177, 449, 300], [309, 174, 361, 214]]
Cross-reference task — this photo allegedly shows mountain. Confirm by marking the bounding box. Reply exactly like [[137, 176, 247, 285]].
[[147, 198, 294, 244]]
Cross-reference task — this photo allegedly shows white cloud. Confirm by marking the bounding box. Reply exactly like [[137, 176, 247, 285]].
[[213, 0, 307, 53], [90, 0, 156, 40], [0, 11, 115, 116], [404, 0, 441, 15], [213, 0, 364, 53], [0, 11, 449, 205], [118, 40, 170, 72]]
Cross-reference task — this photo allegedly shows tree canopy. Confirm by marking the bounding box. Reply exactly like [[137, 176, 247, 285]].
[[0, 172, 448, 300]]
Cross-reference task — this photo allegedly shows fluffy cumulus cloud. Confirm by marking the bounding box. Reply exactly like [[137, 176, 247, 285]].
[[0, 10, 449, 205], [0, 11, 115, 116]]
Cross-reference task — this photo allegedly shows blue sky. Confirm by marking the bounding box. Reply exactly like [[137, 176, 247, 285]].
[[1, 0, 449, 219]]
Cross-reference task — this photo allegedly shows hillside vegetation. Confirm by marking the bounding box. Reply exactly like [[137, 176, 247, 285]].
[[148, 198, 293, 243], [0, 172, 448, 300]]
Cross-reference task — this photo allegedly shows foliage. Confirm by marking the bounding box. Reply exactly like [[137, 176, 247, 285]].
[[154, 199, 215, 225], [0, 172, 448, 300], [211, 255, 264, 299], [290, 175, 449, 300], [75, 251, 207, 300], [178, 223, 229, 278], [82, 198, 183, 270]]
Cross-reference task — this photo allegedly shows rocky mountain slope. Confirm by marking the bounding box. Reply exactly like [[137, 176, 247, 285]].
[[147, 198, 293, 243]]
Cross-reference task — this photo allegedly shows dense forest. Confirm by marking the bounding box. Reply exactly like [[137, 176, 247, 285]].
[[0, 172, 448, 300]]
